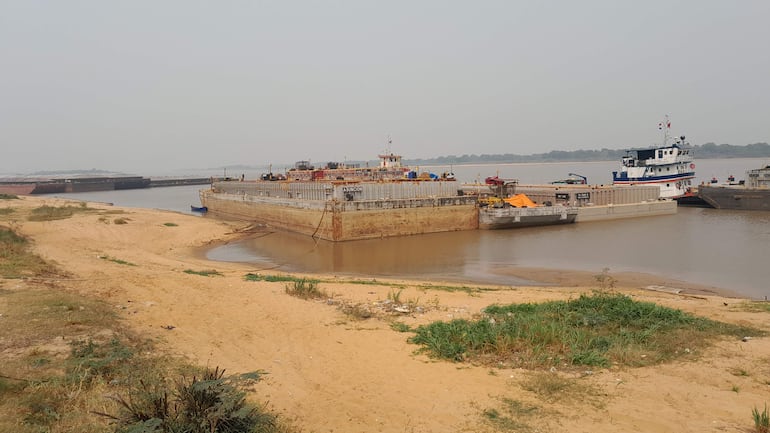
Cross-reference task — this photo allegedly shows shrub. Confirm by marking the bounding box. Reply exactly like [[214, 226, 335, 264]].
[[100, 366, 278, 433]]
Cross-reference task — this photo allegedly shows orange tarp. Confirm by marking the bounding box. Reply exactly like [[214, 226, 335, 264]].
[[503, 194, 538, 208]]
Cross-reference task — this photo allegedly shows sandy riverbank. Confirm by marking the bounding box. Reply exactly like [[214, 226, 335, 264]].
[[2, 196, 769, 433]]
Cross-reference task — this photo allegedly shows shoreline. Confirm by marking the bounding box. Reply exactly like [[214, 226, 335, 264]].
[[197, 227, 749, 300], [2, 196, 769, 433]]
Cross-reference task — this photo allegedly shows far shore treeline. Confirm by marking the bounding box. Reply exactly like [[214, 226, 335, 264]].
[[402, 142, 770, 166]]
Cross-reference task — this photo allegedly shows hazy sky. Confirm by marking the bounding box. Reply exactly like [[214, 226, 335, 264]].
[[2, 1, 769, 175]]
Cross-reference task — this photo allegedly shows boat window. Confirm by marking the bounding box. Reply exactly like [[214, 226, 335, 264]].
[[658, 150, 663, 158]]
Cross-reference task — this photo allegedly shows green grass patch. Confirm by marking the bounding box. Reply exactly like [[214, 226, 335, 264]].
[[163, 222, 178, 227], [245, 273, 319, 284], [0, 227, 54, 278], [417, 283, 498, 294], [27, 203, 96, 221], [244, 272, 493, 295], [183, 269, 223, 277], [408, 292, 763, 369], [98, 255, 136, 266], [0, 193, 19, 200], [753, 403, 769, 433]]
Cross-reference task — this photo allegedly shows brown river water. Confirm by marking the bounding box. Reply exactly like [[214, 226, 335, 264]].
[[45, 158, 770, 300]]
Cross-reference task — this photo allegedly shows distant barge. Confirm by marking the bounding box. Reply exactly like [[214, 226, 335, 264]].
[[0, 176, 212, 195]]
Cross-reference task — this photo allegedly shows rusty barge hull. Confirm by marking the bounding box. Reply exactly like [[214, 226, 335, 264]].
[[200, 180, 478, 242]]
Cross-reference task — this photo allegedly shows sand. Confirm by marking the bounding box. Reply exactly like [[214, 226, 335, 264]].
[[3, 196, 769, 433]]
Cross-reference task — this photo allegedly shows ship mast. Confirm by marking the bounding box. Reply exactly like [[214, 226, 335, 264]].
[[659, 115, 671, 146]]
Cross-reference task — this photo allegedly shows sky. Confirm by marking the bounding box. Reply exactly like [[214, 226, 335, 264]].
[[2, 1, 769, 175]]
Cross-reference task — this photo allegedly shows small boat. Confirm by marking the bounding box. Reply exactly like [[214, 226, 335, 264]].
[[551, 173, 587, 185], [190, 205, 208, 213], [612, 115, 695, 199]]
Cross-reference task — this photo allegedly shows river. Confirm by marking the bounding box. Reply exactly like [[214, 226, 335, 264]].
[[45, 157, 770, 300]]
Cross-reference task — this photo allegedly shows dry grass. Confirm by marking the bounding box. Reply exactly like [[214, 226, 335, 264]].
[[0, 226, 59, 278], [0, 226, 296, 433], [27, 203, 97, 221]]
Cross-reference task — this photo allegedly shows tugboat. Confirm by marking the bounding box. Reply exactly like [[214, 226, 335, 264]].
[[612, 115, 695, 199]]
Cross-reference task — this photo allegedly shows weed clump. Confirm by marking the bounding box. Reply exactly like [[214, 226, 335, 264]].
[[0, 193, 19, 199], [754, 403, 769, 433], [99, 255, 137, 266], [285, 279, 326, 300], [184, 269, 223, 277], [409, 292, 762, 369], [99, 366, 279, 433]]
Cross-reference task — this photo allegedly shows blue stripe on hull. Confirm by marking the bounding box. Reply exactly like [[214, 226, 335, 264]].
[[613, 172, 695, 183]]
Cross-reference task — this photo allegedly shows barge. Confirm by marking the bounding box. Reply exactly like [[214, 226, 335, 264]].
[[479, 205, 577, 229], [200, 147, 679, 241], [0, 176, 151, 195], [697, 164, 770, 210]]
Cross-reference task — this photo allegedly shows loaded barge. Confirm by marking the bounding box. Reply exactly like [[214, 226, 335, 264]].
[[200, 153, 479, 242], [200, 152, 676, 241]]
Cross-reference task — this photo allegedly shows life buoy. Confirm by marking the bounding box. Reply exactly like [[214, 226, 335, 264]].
[[690, 163, 695, 169]]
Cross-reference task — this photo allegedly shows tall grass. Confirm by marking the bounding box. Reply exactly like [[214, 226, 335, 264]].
[[409, 292, 762, 368]]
